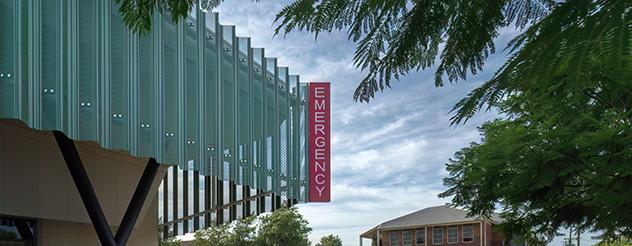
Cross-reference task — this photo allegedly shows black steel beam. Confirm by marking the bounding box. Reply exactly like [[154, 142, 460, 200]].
[[275, 195, 282, 210], [163, 173, 169, 238], [53, 131, 117, 246], [14, 220, 34, 241], [193, 170, 199, 230], [183, 170, 189, 233], [229, 181, 236, 221], [243, 185, 250, 217], [204, 175, 211, 228], [216, 179, 224, 225], [172, 167, 178, 236], [114, 158, 160, 245]]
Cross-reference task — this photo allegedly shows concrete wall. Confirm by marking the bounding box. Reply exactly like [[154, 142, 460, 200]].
[[37, 198, 158, 246], [0, 119, 167, 245]]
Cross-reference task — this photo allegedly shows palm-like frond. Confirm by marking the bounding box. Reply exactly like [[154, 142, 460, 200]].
[[114, 0, 196, 34], [274, 0, 555, 103], [451, 0, 632, 124]]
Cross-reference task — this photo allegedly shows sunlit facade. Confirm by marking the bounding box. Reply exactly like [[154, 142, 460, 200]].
[[0, 0, 310, 243]]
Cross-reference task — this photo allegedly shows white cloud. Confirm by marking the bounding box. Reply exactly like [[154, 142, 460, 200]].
[[210, 2, 597, 246]]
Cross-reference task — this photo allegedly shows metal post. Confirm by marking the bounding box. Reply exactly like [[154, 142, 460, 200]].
[[204, 175, 211, 227], [183, 170, 189, 233], [53, 131, 116, 246], [162, 173, 169, 237], [193, 170, 199, 230], [114, 158, 160, 245], [172, 167, 178, 236]]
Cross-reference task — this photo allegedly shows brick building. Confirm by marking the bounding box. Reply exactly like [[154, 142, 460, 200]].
[[359, 206, 523, 246]]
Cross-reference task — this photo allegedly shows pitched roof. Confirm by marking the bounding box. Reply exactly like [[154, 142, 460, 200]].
[[378, 205, 499, 230]]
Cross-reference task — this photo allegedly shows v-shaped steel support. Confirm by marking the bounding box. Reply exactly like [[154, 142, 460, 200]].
[[53, 131, 160, 246]]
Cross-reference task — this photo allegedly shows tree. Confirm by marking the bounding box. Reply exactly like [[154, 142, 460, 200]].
[[596, 236, 632, 246], [278, 0, 632, 242], [159, 237, 182, 246], [255, 207, 312, 246], [193, 222, 230, 246], [316, 234, 343, 246], [118, 0, 632, 243], [226, 216, 257, 246], [193, 208, 311, 246]]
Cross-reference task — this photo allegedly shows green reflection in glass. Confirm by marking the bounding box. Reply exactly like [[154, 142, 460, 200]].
[[78, 0, 97, 140], [163, 17, 179, 164]]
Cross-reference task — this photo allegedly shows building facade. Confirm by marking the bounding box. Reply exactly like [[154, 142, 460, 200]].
[[0, 0, 321, 244], [360, 206, 518, 246]]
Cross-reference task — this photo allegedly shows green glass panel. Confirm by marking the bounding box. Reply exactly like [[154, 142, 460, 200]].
[[221, 25, 235, 181], [265, 58, 277, 192], [185, 17, 199, 169], [0, 0, 16, 118], [41, 0, 61, 130], [278, 67, 288, 181], [110, 2, 129, 149], [251, 48, 264, 190], [163, 17, 179, 164], [204, 12, 218, 177], [19, 0, 29, 122], [237, 37, 250, 185], [138, 27, 156, 157], [78, 0, 97, 140], [289, 75, 299, 199], [299, 83, 309, 201]]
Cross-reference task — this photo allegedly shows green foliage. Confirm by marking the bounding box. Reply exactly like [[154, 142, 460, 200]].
[[438, 1, 632, 242], [194, 222, 230, 246], [274, 0, 554, 103], [451, 0, 632, 124], [228, 216, 258, 245], [193, 207, 311, 246], [114, 0, 261, 35], [596, 236, 632, 246], [316, 234, 343, 246], [440, 75, 632, 242], [159, 237, 182, 246], [113, 0, 196, 35], [194, 216, 257, 246], [255, 207, 312, 246], [0, 230, 17, 241]]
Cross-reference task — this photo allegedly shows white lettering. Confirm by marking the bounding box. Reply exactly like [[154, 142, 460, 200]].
[[314, 99, 325, 110], [315, 112, 325, 123], [315, 124, 325, 135], [315, 137, 326, 147], [315, 174, 326, 185], [315, 148, 325, 160], [314, 87, 325, 98], [315, 160, 326, 172], [315, 185, 325, 196]]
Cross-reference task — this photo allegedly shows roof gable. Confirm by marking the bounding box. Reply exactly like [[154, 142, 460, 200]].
[[379, 206, 481, 230]]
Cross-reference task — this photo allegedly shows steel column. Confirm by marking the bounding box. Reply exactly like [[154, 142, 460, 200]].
[[115, 158, 160, 245]]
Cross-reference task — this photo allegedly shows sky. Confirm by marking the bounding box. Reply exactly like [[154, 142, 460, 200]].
[[211, 1, 598, 245]]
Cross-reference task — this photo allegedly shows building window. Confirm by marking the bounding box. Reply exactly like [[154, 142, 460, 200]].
[[447, 226, 458, 244], [433, 227, 443, 245], [416, 228, 426, 245], [403, 230, 413, 246], [391, 231, 401, 246], [463, 225, 474, 243]]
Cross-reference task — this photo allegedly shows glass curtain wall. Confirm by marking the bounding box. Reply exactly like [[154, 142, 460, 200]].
[[0, 0, 310, 237]]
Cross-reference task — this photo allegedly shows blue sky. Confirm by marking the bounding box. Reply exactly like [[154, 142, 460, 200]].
[[214, 1, 598, 245]]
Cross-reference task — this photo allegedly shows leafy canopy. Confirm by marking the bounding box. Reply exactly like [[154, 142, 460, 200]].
[[256, 207, 312, 246], [193, 207, 311, 246], [438, 0, 632, 243], [274, 0, 553, 107], [316, 234, 343, 246]]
